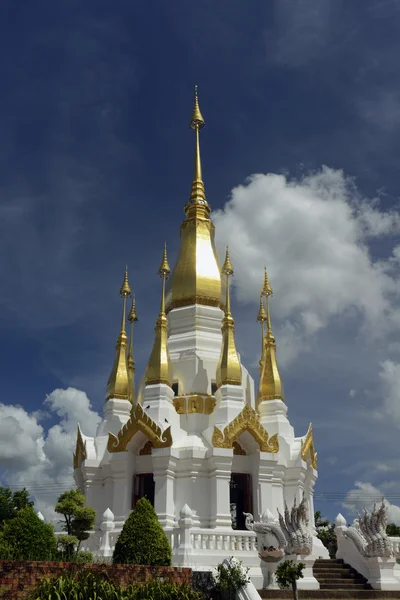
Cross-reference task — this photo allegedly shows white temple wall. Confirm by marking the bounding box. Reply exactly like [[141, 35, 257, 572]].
[[174, 453, 210, 527]]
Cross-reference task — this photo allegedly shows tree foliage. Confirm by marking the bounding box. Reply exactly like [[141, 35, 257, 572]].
[[315, 510, 337, 558], [0, 486, 34, 528], [276, 560, 305, 600], [0, 507, 57, 560], [55, 488, 96, 557], [113, 497, 171, 565], [387, 523, 400, 536]]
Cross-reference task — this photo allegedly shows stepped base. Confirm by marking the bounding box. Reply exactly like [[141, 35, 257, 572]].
[[259, 557, 400, 597], [259, 591, 400, 599]]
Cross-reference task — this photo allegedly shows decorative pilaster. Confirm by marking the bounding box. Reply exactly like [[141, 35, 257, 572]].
[[208, 449, 233, 528], [152, 450, 178, 529]]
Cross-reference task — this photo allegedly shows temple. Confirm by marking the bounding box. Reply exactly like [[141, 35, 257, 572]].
[[73, 87, 328, 583]]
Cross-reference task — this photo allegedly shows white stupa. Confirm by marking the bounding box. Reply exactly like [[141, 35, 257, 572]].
[[73, 87, 328, 581]]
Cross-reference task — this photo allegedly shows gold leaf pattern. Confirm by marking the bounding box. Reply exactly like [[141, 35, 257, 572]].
[[107, 403, 172, 453], [212, 404, 279, 453]]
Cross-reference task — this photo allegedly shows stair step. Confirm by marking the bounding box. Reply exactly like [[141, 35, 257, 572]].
[[317, 578, 365, 584], [314, 559, 344, 564], [258, 590, 400, 599], [320, 583, 366, 590], [314, 568, 353, 575]]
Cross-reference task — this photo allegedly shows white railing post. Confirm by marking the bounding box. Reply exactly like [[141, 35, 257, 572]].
[[172, 504, 195, 567], [99, 508, 115, 559]]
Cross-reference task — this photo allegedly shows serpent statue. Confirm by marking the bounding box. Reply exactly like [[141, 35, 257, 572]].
[[345, 500, 393, 558], [244, 493, 313, 556]]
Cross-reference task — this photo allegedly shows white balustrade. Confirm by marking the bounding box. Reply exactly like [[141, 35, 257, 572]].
[[389, 537, 400, 558]]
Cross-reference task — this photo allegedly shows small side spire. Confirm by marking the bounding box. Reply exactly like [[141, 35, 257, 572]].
[[185, 85, 210, 219], [257, 294, 267, 373], [106, 267, 132, 401], [145, 245, 173, 387], [257, 269, 284, 406], [127, 294, 138, 403], [216, 247, 242, 388]]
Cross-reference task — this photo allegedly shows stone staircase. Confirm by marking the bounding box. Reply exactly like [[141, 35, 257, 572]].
[[258, 558, 400, 598]]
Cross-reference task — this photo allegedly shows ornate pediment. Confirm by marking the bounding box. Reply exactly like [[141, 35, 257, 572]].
[[107, 403, 172, 453], [300, 423, 317, 469], [73, 425, 87, 469], [212, 404, 279, 453]]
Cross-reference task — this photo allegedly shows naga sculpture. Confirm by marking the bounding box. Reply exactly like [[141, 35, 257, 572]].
[[244, 494, 313, 556], [345, 500, 393, 558]]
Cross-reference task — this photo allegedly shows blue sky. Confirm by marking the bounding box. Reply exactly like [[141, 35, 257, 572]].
[[1, 0, 400, 524]]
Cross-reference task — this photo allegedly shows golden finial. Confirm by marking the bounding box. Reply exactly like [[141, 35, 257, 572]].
[[158, 242, 171, 276], [145, 246, 173, 387], [257, 294, 267, 323], [128, 294, 138, 324], [222, 245, 234, 276], [257, 271, 284, 406], [127, 295, 138, 403], [262, 266, 272, 297], [120, 266, 132, 297], [216, 247, 242, 388], [190, 85, 205, 130], [106, 268, 131, 401]]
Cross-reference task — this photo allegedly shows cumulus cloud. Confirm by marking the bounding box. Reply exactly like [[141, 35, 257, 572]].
[[0, 388, 100, 525], [212, 167, 400, 363], [344, 481, 400, 525], [379, 360, 400, 427]]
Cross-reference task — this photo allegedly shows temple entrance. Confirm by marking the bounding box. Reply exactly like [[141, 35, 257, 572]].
[[132, 473, 155, 509], [230, 473, 252, 530]]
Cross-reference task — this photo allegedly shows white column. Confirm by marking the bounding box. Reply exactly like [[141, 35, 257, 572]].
[[254, 453, 277, 519], [109, 453, 130, 528], [152, 449, 178, 528], [208, 449, 233, 529], [214, 384, 244, 427]]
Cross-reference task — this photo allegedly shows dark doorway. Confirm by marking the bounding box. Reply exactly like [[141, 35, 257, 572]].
[[132, 473, 155, 509], [230, 473, 252, 530]]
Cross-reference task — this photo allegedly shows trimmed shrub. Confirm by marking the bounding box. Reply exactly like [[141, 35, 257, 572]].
[[113, 497, 171, 565], [0, 507, 57, 560]]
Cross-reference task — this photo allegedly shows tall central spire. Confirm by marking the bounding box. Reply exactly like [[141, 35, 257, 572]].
[[165, 86, 222, 313], [145, 244, 173, 387], [216, 247, 242, 388], [186, 85, 210, 218]]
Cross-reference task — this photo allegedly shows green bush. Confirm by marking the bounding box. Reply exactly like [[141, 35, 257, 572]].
[[29, 572, 202, 600], [212, 558, 250, 600], [113, 497, 171, 565], [0, 507, 57, 561]]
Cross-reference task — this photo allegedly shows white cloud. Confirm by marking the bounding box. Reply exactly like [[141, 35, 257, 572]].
[[344, 481, 400, 525], [379, 360, 400, 427], [212, 167, 400, 363], [0, 388, 101, 525]]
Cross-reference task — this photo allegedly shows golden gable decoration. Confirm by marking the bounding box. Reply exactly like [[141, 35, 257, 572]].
[[73, 425, 87, 469], [212, 403, 279, 453], [300, 423, 317, 469], [107, 403, 172, 453]]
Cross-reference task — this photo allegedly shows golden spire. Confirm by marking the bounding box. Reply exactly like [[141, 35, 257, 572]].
[[165, 86, 222, 313], [127, 294, 138, 403], [106, 267, 132, 401], [257, 294, 267, 373], [145, 245, 173, 387], [257, 269, 284, 405], [186, 85, 210, 218], [216, 247, 242, 388]]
